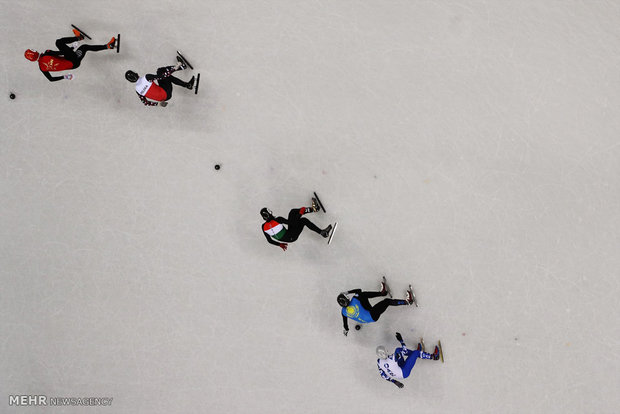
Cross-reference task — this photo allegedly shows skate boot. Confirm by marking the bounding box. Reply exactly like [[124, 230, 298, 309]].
[[311, 197, 320, 212], [432, 346, 440, 360], [176, 56, 187, 70], [380, 276, 391, 296], [186, 75, 196, 90], [417, 343, 422, 352], [320, 224, 332, 238], [303, 201, 317, 215], [72, 28, 85, 40], [380, 280, 388, 295], [106, 37, 116, 50], [405, 289, 414, 305]]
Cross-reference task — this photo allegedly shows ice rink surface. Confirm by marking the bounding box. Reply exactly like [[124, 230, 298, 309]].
[[2, 1, 619, 413]]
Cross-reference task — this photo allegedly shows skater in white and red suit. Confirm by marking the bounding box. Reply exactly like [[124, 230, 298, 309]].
[[125, 57, 194, 106]]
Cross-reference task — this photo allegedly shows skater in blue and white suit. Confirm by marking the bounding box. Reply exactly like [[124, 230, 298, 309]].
[[376, 332, 439, 389]]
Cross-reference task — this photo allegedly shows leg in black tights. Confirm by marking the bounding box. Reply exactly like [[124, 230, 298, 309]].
[[156, 66, 192, 100], [281, 208, 323, 242], [357, 291, 408, 321], [54, 37, 108, 68]]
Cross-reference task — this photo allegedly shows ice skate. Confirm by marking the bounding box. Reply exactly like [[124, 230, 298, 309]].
[[186, 75, 195, 89], [311, 197, 319, 212], [406, 284, 419, 307], [432, 345, 440, 360], [320, 224, 332, 238], [72, 28, 84, 40], [380, 279, 388, 295], [106, 37, 116, 50], [176, 56, 187, 70], [327, 222, 338, 245], [312, 192, 326, 212], [380, 276, 392, 297], [417, 342, 422, 352], [303, 200, 317, 214], [405, 289, 414, 305]]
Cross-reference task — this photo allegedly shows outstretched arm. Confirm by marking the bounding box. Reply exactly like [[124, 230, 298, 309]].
[[341, 314, 349, 333], [378, 365, 404, 388], [41, 70, 65, 82], [262, 229, 287, 251], [263, 230, 282, 247]]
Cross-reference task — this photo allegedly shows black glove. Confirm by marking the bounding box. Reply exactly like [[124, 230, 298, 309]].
[[343, 329, 348, 337], [395, 332, 403, 342], [392, 380, 404, 389]]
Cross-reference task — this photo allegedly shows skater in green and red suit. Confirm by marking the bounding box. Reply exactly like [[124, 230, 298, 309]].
[[260, 198, 332, 251]]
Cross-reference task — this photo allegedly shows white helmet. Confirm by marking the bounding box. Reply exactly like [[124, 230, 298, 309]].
[[376, 345, 389, 359]]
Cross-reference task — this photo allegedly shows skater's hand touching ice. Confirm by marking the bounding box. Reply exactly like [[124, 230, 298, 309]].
[[279, 243, 288, 251]]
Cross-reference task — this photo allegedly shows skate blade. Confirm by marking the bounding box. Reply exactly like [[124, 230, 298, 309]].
[[409, 284, 419, 307], [438, 340, 444, 363], [327, 222, 338, 245]]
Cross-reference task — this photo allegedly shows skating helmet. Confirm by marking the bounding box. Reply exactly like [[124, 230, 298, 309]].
[[376, 346, 389, 359], [125, 70, 139, 83], [24, 49, 39, 61], [337, 293, 349, 307], [260, 207, 272, 221]]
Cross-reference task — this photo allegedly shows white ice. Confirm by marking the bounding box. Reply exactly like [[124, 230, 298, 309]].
[[1, 1, 619, 413]]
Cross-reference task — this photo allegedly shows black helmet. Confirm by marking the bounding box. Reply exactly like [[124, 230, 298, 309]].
[[260, 208, 272, 220], [125, 70, 139, 82], [337, 293, 349, 307]]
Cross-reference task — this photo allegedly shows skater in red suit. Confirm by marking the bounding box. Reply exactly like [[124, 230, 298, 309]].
[[260, 198, 332, 251], [24, 29, 116, 82], [125, 57, 195, 107]]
